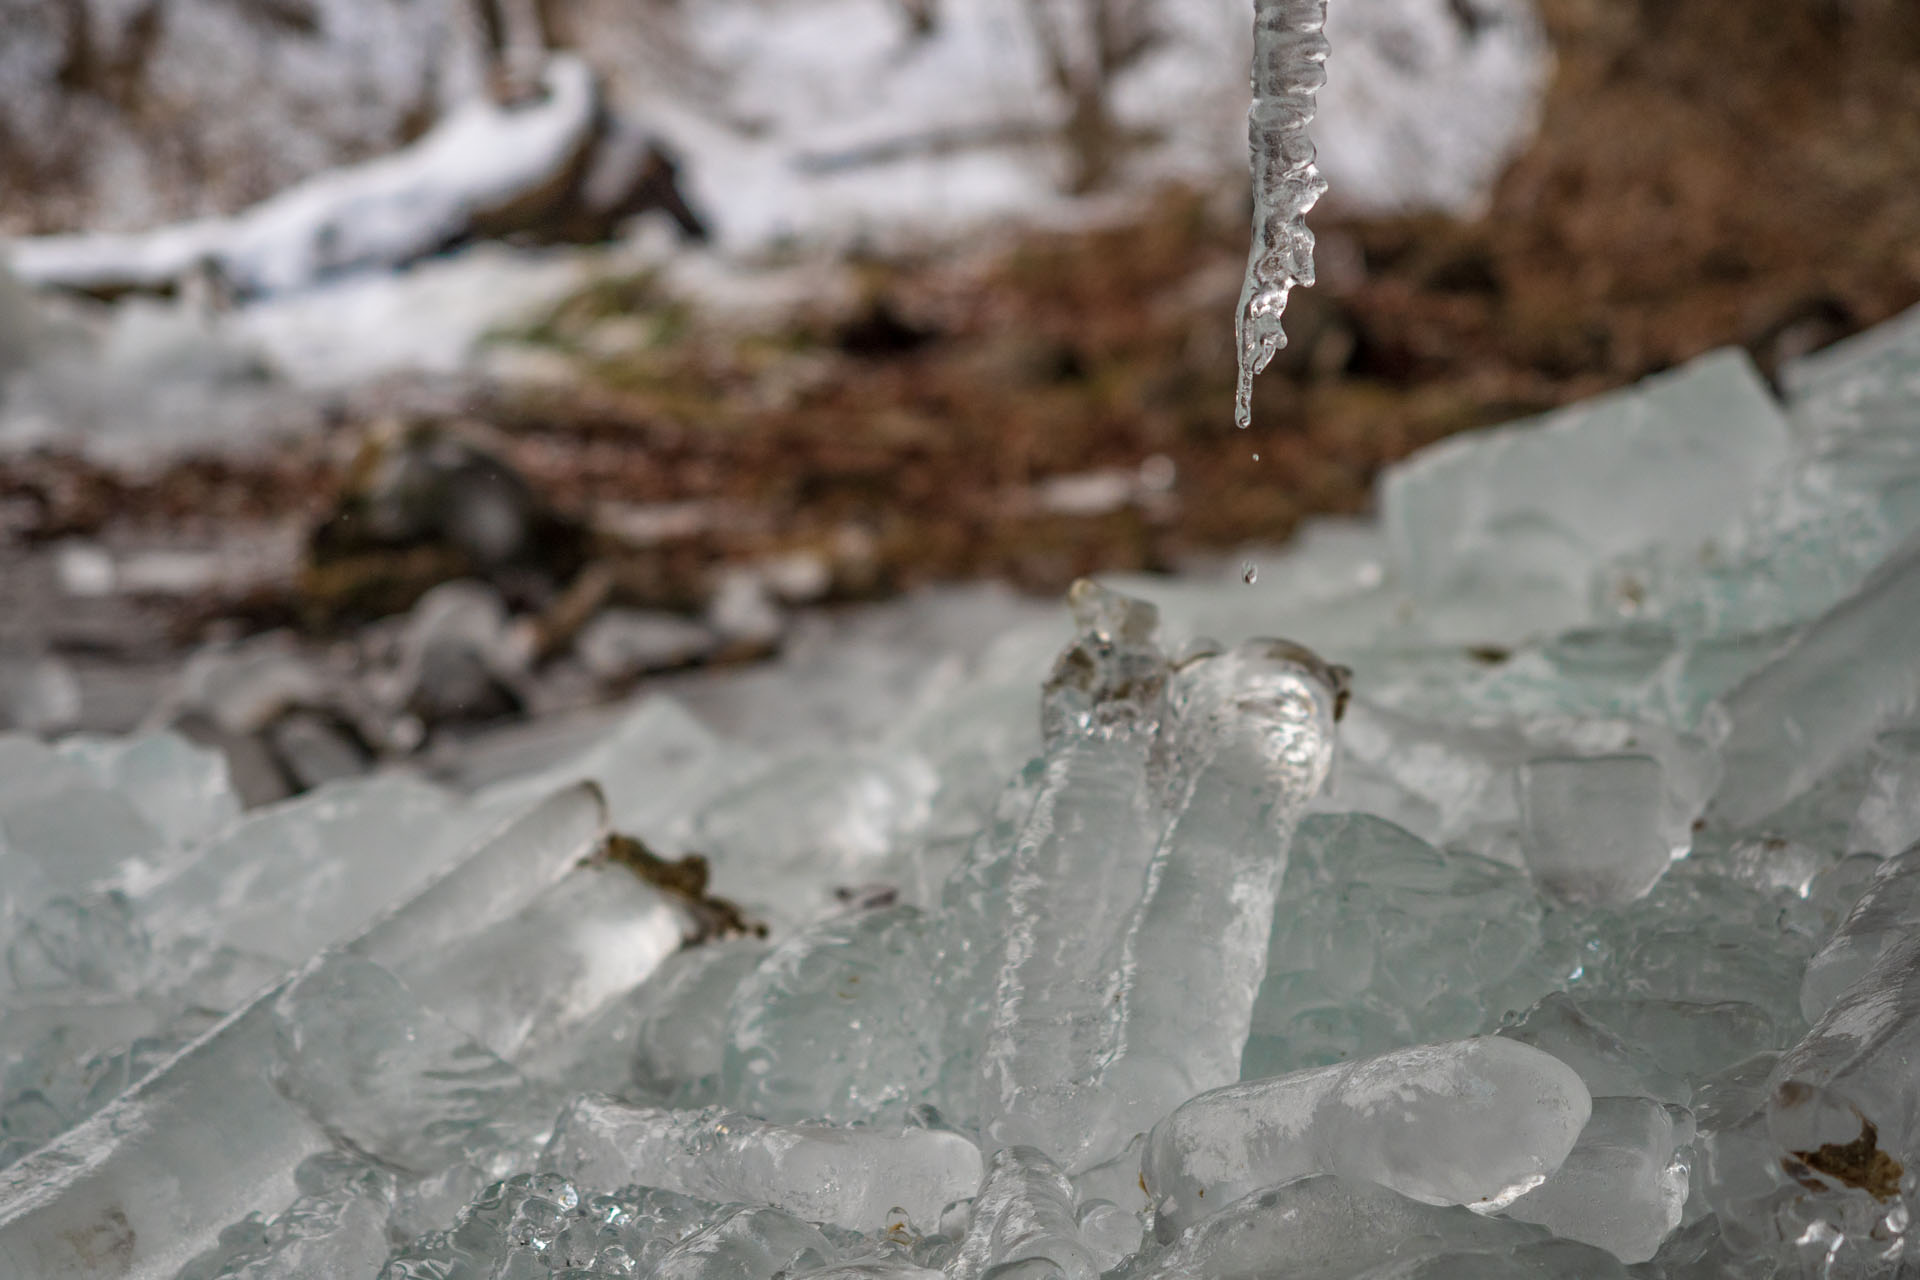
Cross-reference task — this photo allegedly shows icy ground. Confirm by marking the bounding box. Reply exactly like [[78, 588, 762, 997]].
[[3, 303, 1920, 1278]]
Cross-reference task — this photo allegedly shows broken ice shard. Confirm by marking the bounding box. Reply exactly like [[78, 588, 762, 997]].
[[0, 982, 331, 1279], [1502, 1095, 1691, 1263], [1128, 1175, 1566, 1280], [132, 774, 502, 965], [0, 950, 534, 1279], [632, 936, 770, 1099], [387, 1177, 719, 1279], [1516, 753, 1673, 904], [391, 859, 689, 1062], [540, 1094, 983, 1231], [0, 735, 166, 898], [1713, 533, 1920, 826], [271, 955, 542, 1176], [1497, 993, 1690, 1107], [1800, 844, 1920, 1023], [1142, 1037, 1590, 1237], [54, 731, 240, 852], [350, 781, 609, 974], [722, 902, 944, 1125], [1247, 813, 1541, 1077], [950, 1146, 1097, 1280], [650, 1203, 842, 1280], [1381, 349, 1791, 638], [1098, 637, 1342, 1148], [1847, 726, 1920, 855], [1236, 0, 1329, 427], [0, 785, 624, 1278], [1768, 928, 1920, 1195], [976, 581, 1168, 1165], [172, 1153, 393, 1280]]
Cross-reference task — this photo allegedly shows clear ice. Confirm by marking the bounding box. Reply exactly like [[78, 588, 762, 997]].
[[1141, 1037, 1591, 1235], [3, 298, 1920, 1275]]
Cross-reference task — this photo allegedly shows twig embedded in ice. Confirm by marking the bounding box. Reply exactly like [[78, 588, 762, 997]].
[[1236, 0, 1330, 429]]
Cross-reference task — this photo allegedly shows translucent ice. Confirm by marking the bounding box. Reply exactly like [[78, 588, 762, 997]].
[[132, 775, 501, 965], [650, 1203, 843, 1280], [174, 1153, 393, 1280], [632, 937, 772, 1101], [53, 732, 240, 852], [722, 904, 944, 1125], [1769, 932, 1920, 1188], [1847, 726, 1920, 855], [541, 1095, 983, 1231], [1713, 534, 1920, 825], [388, 1176, 726, 1278], [950, 1146, 1096, 1280], [7, 299, 1920, 1278], [1331, 702, 1715, 870], [0, 736, 167, 897], [482, 695, 740, 847], [1127, 1176, 1566, 1280], [1098, 639, 1342, 1146], [1802, 848, 1920, 1029], [1497, 994, 1690, 1107], [0, 786, 625, 1278], [1516, 754, 1674, 905], [691, 749, 938, 925], [349, 782, 611, 976], [1236, 0, 1329, 428], [270, 955, 542, 1176], [1502, 1096, 1691, 1263], [1383, 350, 1791, 639], [1671, 301, 1920, 633], [392, 860, 689, 1062], [1143, 1037, 1591, 1236], [1246, 814, 1540, 1075], [0, 983, 335, 1278]]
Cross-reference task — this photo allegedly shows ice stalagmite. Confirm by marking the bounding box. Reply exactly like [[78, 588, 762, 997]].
[[950, 1146, 1098, 1280], [976, 581, 1169, 1165], [1097, 639, 1344, 1149], [1235, 0, 1330, 428]]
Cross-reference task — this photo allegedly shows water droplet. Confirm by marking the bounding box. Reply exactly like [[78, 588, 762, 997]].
[[1242, 562, 1258, 585], [1252, 452, 1261, 462]]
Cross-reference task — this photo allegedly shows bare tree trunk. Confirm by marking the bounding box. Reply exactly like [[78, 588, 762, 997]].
[[1023, 0, 1160, 194]]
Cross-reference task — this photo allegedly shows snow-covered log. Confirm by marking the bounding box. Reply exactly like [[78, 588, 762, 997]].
[[7, 56, 599, 301]]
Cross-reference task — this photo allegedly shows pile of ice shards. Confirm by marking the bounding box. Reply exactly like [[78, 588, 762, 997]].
[[4, 303, 1920, 1279]]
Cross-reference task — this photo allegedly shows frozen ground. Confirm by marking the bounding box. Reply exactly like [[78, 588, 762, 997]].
[[0, 300, 1917, 1277]]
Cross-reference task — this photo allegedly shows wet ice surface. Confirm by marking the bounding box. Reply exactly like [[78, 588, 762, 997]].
[[3, 306, 1920, 1277]]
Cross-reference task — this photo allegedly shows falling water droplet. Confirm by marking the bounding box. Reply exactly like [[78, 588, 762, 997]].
[[1242, 562, 1259, 585]]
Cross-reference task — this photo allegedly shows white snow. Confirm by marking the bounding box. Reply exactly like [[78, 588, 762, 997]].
[[8, 56, 598, 299]]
